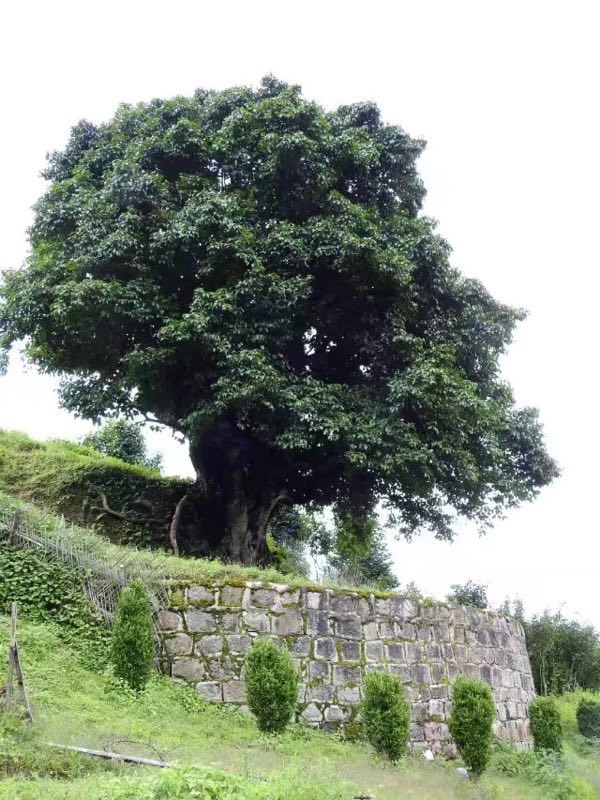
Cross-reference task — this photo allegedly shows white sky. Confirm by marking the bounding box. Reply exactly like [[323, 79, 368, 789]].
[[1, 0, 598, 625]]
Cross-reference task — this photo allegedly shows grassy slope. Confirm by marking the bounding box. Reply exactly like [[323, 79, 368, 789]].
[[2, 617, 596, 800]]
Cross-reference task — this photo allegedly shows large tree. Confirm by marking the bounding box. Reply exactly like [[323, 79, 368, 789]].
[[0, 77, 558, 564]]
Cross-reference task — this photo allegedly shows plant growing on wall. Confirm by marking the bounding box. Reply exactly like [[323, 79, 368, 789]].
[[0, 76, 558, 564]]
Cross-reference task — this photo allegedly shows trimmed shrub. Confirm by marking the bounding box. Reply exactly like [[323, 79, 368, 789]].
[[245, 639, 298, 733], [448, 678, 495, 777], [576, 697, 600, 739], [362, 672, 410, 761], [529, 696, 563, 753], [110, 580, 154, 691]]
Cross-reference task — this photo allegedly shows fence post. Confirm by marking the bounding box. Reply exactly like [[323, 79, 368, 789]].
[[8, 510, 21, 546]]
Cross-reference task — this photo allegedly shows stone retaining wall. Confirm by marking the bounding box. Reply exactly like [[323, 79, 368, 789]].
[[158, 580, 534, 752]]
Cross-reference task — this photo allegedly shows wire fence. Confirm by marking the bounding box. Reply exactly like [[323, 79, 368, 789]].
[[0, 501, 171, 668]]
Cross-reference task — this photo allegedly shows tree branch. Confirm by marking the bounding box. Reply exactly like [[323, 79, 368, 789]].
[[168, 493, 188, 557]]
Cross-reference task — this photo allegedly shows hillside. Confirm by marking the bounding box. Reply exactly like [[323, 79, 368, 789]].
[[2, 615, 599, 799]]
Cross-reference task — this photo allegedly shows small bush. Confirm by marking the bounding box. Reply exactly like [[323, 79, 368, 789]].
[[529, 696, 563, 753], [110, 580, 154, 691], [576, 697, 600, 739], [447, 581, 488, 609], [448, 678, 495, 776], [245, 639, 298, 733], [362, 672, 410, 761]]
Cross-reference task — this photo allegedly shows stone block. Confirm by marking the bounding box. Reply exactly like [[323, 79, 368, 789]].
[[196, 682, 222, 702], [172, 658, 205, 682], [306, 591, 327, 610], [358, 597, 374, 621], [333, 665, 362, 686], [251, 589, 278, 608], [281, 589, 300, 606], [185, 609, 217, 633], [337, 686, 361, 704], [164, 633, 193, 656], [385, 643, 405, 662], [363, 621, 379, 640], [335, 615, 362, 640], [274, 609, 303, 635], [330, 594, 360, 616], [416, 625, 432, 642], [405, 643, 423, 663], [314, 637, 337, 661], [306, 684, 335, 703], [223, 680, 247, 703], [290, 636, 311, 657], [301, 703, 323, 725], [324, 705, 345, 722], [220, 612, 242, 632], [389, 664, 411, 681], [244, 609, 270, 633], [227, 634, 252, 654], [365, 640, 383, 662], [306, 610, 330, 636], [340, 640, 361, 662], [308, 661, 330, 681], [428, 643, 441, 660], [397, 621, 415, 639], [206, 659, 226, 680], [157, 610, 181, 631], [189, 586, 215, 604], [195, 635, 223, 656], [220, 586, 244, 606], [412, 664, 431, 685]]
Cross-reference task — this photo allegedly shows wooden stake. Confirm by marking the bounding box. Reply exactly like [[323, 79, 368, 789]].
[[5, 602, 17, 708], [4, 602, 34, 721]]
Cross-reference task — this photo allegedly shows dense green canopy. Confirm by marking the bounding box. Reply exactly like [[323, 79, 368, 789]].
[[0, 76, 558, 563]]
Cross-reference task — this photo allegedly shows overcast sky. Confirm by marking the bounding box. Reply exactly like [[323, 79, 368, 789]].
[[1, 0, 598, 625]]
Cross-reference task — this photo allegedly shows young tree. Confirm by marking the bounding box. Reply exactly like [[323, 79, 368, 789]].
[[0, 77, 558, 564], [447, 581, 488, 609], [81, 419, 162, 470]]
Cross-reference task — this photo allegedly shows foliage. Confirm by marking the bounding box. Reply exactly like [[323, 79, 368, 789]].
[[0, 76, 558, 563], [493, 741, 596, 800], [524, 611, 600, 695], [576, 698, 600, 739], [362, 671, 410, 761], [0, 428, 191, 551], [110, 580, 154, 691], [245, 638, 298, 733], [530, 696, 563, 753], [269, 504, 398, 589], [497, 597, 525, 621], [448, 678, 496, 776], [447, 581, 488, 609], [0, 542, 109, 666], [81, 419, 162, 470]]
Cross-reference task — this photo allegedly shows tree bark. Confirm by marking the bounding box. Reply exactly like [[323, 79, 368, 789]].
[[189, 423, 287, 566]]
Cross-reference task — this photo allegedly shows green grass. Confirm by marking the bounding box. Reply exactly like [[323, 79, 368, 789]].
[[0, 489, 440, 599], [0, 616, 598, 799]]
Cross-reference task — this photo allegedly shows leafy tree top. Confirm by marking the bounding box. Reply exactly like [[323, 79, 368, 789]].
[[0, 75, 558, 555], [81, 419, 162, 471]]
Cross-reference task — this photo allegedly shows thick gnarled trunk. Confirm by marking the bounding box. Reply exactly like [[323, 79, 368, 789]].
[[188, 423, 287, 565]]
